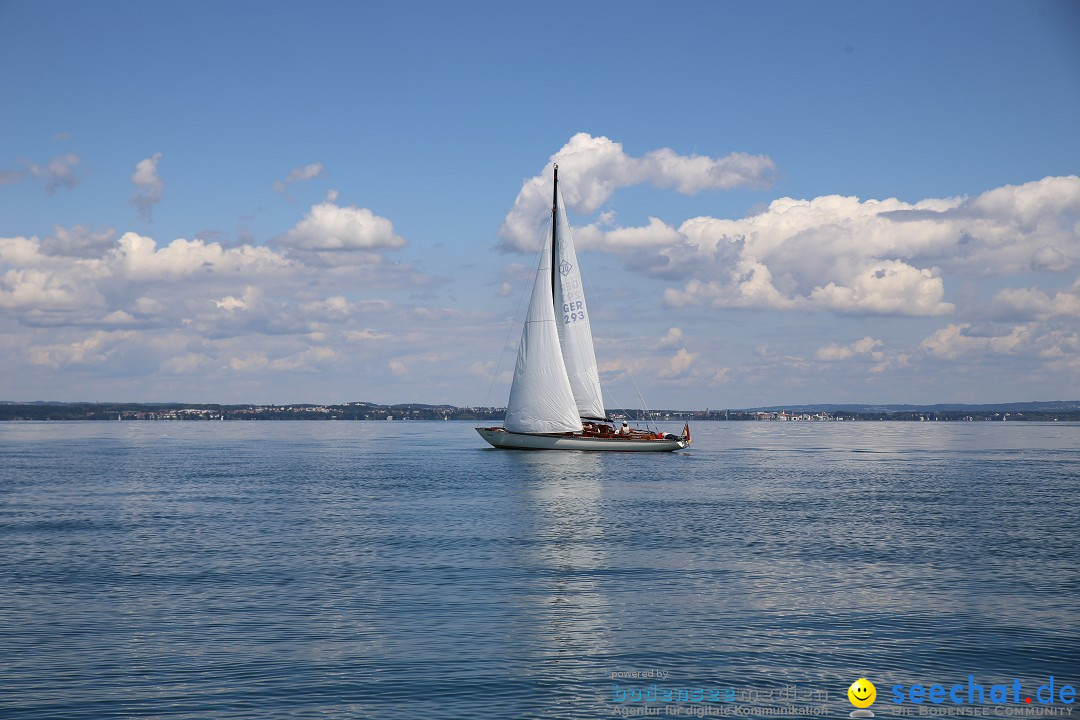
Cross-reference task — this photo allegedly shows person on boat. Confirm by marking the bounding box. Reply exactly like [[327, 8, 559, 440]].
[[618, 421, 630, 435]]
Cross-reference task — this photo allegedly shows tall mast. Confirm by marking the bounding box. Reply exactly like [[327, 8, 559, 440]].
[[551, 164, 558, 304]]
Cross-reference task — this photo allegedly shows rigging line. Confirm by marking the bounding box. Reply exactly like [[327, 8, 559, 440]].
[[596, 374, 634, 426], [480, 220, 550, 416], [627, 368, 655, 432], [595, 363, 651, 429]]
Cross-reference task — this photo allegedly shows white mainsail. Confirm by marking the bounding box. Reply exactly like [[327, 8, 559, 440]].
[[553, 187, 606, 420], [503, 227, 583, 434]]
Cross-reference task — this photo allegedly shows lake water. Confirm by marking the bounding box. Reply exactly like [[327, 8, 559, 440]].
[[1, 421, 1078, 719]]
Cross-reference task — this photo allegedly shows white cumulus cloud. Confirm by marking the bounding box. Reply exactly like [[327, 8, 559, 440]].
[[989, 278, 1080, 320], [498, 133, 776, 251], [279, 200, 407, 263], [816, 336, 884, 361], [273, 162, 324, 196], [131, 153, 164, 220], [112, 232, 291, 281], [657, 327, 684, 349], [40, 225, 117, 258], [28, 154, 81, 193], [921, 323, 1033, 360]]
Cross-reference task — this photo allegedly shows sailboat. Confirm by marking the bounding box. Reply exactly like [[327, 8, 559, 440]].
[[476, 166, 690, 452]]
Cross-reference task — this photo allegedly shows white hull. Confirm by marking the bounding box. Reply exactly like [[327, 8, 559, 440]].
[[476, 427, 686, 452]]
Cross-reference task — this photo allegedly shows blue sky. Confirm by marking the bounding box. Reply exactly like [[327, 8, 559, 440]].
[[2, 0, 1079, 407]]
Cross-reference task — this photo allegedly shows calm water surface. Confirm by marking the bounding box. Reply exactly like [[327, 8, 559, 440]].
[[1, 421, 1078, 719]]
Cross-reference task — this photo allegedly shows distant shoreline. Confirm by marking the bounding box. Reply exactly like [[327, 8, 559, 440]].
[[2, 401, 1078, 422]]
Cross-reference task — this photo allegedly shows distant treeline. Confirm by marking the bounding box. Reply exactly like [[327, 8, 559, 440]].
[[0, 403, 505, 422], [2, 403, 1079, 422]]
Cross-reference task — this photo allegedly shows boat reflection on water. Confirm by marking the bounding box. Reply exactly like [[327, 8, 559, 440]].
[[506, 452, 613, 703]]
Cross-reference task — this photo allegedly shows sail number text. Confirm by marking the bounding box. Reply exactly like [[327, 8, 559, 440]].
[[563, 300, 586, 324]]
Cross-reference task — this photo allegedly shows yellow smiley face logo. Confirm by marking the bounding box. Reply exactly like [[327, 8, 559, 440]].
[[848, 678, 877, 708]]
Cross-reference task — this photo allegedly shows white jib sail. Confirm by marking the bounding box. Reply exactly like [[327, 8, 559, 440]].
[[504, 228, 584, 435], [553, 187, 606, 420]]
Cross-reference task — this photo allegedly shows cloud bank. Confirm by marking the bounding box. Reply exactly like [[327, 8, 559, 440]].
[[3, 129, 1078, 404], [0, 211, 478, 400], [572, 175, 1080, 318], [490, 151, 1080, 400]]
